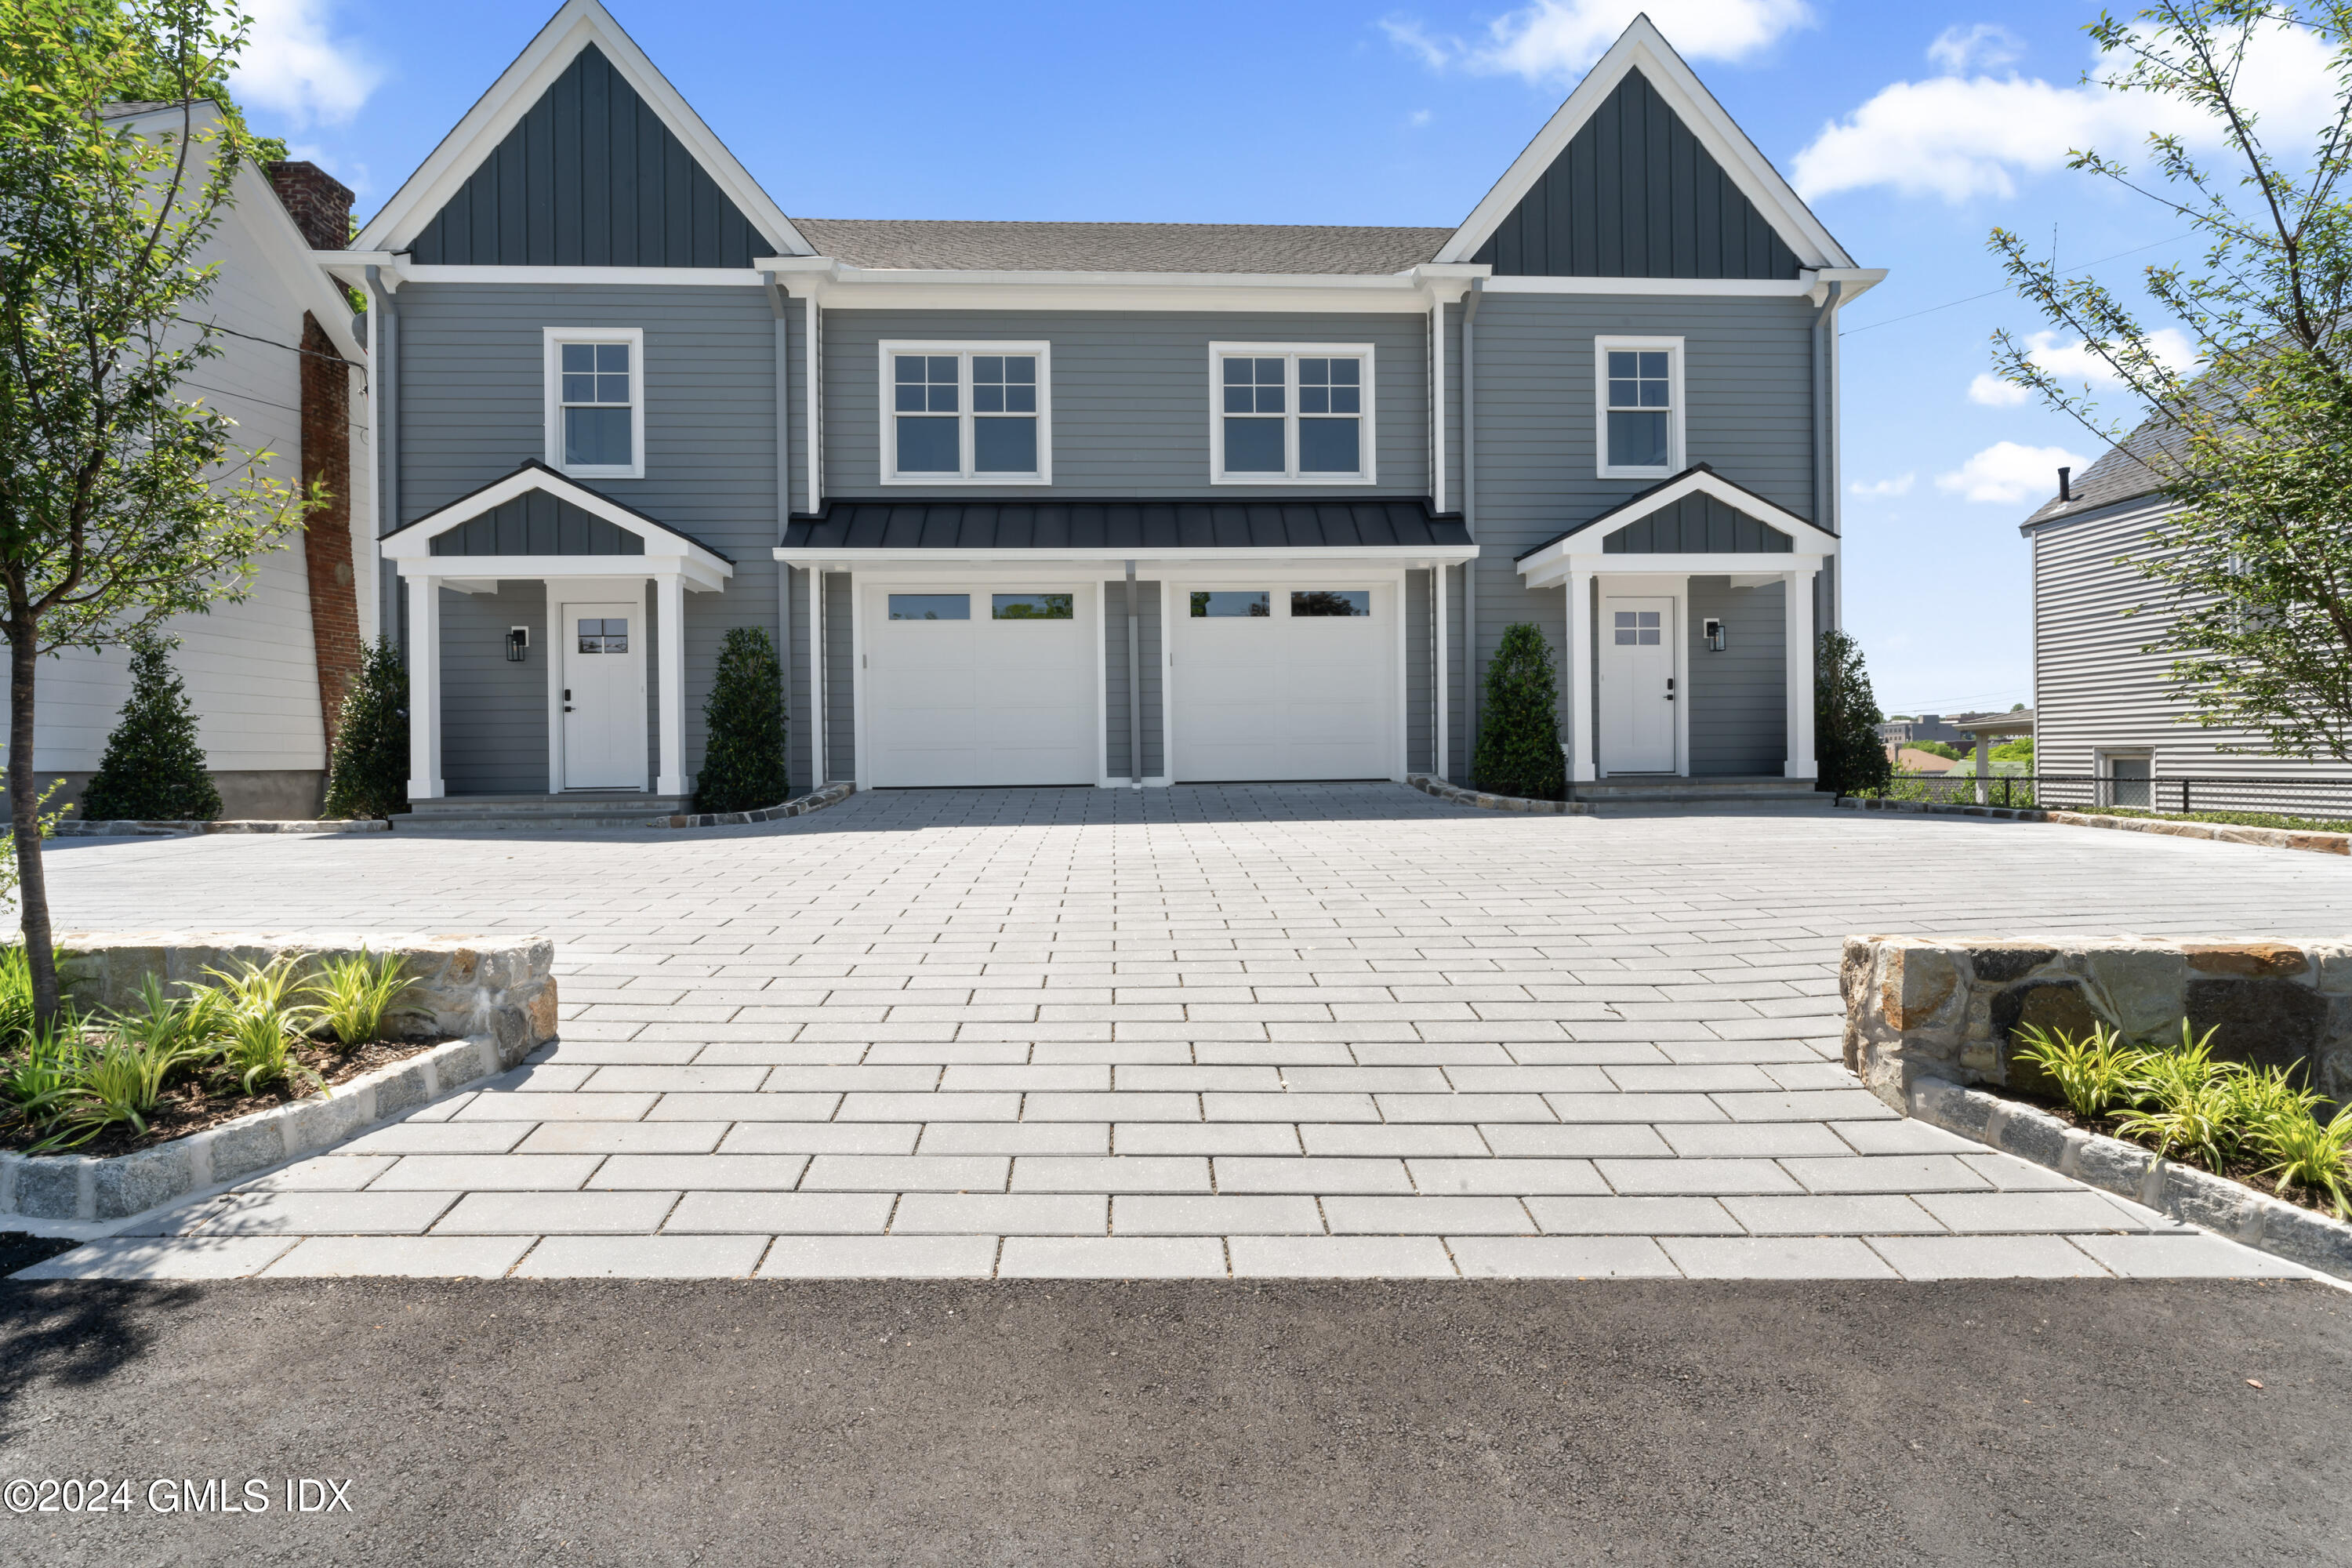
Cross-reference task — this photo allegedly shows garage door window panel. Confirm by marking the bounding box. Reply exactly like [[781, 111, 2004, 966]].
[[882, 343, 1051, 483], [889, 593, 970, 621], [993, 593, 1073, 620], [1191, 590, 1271, 618], [1291, 590, 1369, 617]]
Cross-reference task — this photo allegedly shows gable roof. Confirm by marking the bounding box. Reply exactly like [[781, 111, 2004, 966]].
[[1437, 14, 1851, 272], [1514, 464, 1832, 570], [383, 461, 734, 586], [789, 219, 1454, 275], [356, 0, 807, 257]]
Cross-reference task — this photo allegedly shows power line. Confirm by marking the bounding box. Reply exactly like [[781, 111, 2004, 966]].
[[1839, 233, 2197, 338]]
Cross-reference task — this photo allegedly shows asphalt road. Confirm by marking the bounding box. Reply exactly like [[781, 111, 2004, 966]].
[[1, 1277, 2347, 1566]]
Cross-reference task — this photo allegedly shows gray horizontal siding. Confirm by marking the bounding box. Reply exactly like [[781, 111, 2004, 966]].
[[1406, 567, 1433, 775], [2031, 499, 2352, 779], [1102, 579, 1165, 779], [821, 310, 1428, 499], [1686, 576, 1784, 775], [395, 282, 784, 792], [824, 571, 854, 783], [441, 582, 548, 793]]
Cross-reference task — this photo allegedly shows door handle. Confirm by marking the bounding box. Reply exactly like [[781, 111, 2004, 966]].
[[1665, 676, 1675, 702]]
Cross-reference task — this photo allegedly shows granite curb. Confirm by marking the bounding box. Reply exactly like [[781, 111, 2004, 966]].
[[56, 818, 389, 837], [1406, 775, 1592, 816], [651, 782, 856, 829], [1907, 1075, 2352, 1280], [0, 1032, 528, 1223], [1835, 795, 2351, 856]]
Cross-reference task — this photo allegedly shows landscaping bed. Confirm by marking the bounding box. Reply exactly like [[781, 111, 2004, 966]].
[[2063, 804, 2352, 835]]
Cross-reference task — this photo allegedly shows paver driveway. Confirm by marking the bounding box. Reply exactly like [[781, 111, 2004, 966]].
[[27, 785, 2351, 1281]]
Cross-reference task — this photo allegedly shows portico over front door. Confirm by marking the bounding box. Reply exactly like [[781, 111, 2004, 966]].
[[1598, 595, 1675, 773]]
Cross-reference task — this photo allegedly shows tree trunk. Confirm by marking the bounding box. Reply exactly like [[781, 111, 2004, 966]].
[[9, 620, 58, 1022]]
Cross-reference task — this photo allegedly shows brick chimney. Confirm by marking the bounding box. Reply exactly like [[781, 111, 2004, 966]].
[[265, 161, 354, 251]]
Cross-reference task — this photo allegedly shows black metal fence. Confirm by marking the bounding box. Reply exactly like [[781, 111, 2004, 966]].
[[1860, 771, 2352, 824]]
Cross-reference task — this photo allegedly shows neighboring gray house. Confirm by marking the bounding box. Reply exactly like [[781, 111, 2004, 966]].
[[322, 2, 1878, 809], [2020, 419, 2351, 804]]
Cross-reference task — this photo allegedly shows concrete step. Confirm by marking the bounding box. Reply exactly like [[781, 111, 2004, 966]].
[[1570, 776, 1827, 805], [396, 793, 689, 832]]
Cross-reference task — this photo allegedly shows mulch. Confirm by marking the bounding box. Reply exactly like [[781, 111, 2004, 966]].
[[0, 1035, 447, 1160]]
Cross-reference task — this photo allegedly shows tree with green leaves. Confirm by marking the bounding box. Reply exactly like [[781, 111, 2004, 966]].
[[78, 631, 221, 820], [1989, 1, 2352, 761], [1815, 630, 1893, 797], [0, 0, 310, 1018], [1472, 622, 1566, 800], [694, 626, 789, 813], [321, 636, 408, 819]]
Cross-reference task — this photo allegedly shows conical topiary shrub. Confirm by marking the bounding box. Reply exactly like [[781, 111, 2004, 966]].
[[78, 632, 223, 822], [322, 636, 410, 819], [1815, 628, 1893, 797], [694, 626, 789, 813], [1472, 622, 1566, 800]]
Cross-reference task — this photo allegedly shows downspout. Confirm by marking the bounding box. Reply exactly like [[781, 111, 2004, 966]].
[[765, 270, 793, 789], [1810, 278, 1849, 637], [366, 264, 399, 652], [1125, 561, 1143, 788], [1461, 278, 1484, 783]]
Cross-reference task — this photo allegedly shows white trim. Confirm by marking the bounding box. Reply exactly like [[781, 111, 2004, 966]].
[[1594, 336, 1684, 481], [1434, 564, 1450, 781], [1784, 567, 1819, 780], [1566, 570, 1595, 782], [810, 569, 828, 784], [543, 326, 645, 480], [877, 340, 1053, 485], [1435, 15, 1853, 270], [355, 0, 810, 258], [804, 293, 821, 507], [395, 265, 770, 287], [1514, 470, 1836, 590], [1207, 343, 1377, 486], [760, 260, 1485, 315], [383, 467, 734, 590], [1430, 304, 1446, 514], [656, 575, 687, 795], [406, 576, 445, 800]]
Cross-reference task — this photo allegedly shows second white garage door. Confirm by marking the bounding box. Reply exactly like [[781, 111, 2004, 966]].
[[863, 586, 1098, 786], [1171, 583, 1396, 782]]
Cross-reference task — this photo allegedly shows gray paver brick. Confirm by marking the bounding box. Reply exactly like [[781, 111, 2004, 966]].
[[1227, 1236, 1456, 1278], [1407, 1159, 1606, 1196], [718, 1123, 922, 1154], [1011, 1156, 1211, 1192], [1722, 1195, 1944, 1235], [997, 1236, 1226, 1278], [433, 1191, 678, 1234], [1523, 1196, 1742, 1235], [664, 1191, 895, 1232], [801, 1155, 1008, 1191], [1213, 1157, 1412, 1194], [1115, 1123, 1300, 1156], [757, 1236, 998, 1277], [372, 1156, 602, 1192], [1782, 1156, 1992, 1195], [1867, 1235, 2114, 1279], [1450, 1236, 1680, 1278], [516, 1234, 768, 1278], [1483, 1124, 1675, 1160], [1113, 1195, 1325, 1234], [1323, 1196, 1530, 1234], [259, 1236, 532, 1278], [1300, 1124, 1487, 1157], [1660, 1236, 1902, 1279], [2065, 1233, 2310, 1278], [15, 1236, 298, 1279], [518, 1122, 731, 1155], [593, 1155, 813, 1189], [1916, 1191, 2158, 1234], [1597, 1159, 1802, 1196], [891, 1193, 1108, 1234], [919, 1123, 1109, 1155], [140, 1190, 458, 1236]]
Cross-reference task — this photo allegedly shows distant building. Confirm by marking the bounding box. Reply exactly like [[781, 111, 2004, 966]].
[[1878, 713, 1965, 746]]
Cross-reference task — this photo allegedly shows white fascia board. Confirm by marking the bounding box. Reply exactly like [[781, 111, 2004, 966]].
[[772, 544, 1480, 568], [1483, 275, 1813, 297], [755, 259, 1466, 314], [394, 265, 768, 287], [1804, 267, 1889, 304], [355, 0, 809, 258], [394, 554, 731, 590], [1519, 545, 1831, 590], [1435, 16, 1855, 272]]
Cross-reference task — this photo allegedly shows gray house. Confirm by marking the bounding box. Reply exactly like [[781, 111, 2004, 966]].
[[325, 2, 1878, 810]]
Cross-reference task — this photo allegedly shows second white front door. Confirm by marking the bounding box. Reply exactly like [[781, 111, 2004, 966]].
[[1598, 595, 1675, 774], [561, 600, 646, 789]]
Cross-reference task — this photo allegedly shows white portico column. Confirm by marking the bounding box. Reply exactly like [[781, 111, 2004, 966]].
[[1566, 568, 1597, 782], [1784, 566, 1820, 780], [405, 573, 444, 800], [655, 572, 688, 797]]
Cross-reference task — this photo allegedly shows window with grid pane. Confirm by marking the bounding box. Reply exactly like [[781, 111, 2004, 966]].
[[1212, 347, 1372, 482], [556, 339, 635, 471], [883, 345, 1049, 481], [1595, 339, 1681, 477]]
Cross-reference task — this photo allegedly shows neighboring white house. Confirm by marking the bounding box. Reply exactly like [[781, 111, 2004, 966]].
[[7, 103, 374, 818], [2019, 421, 2352, 810]]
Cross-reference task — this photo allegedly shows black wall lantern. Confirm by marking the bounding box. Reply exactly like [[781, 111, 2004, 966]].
[[505, 626, 530, 662], [1701, 617, 1727, 653]]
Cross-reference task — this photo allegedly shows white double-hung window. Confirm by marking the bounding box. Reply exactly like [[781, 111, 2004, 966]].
[[881, 342, 1051, 483], [1210, 344, 1375, 484], [1594, 336, 1683, 479], [544, 327, 644, 479]]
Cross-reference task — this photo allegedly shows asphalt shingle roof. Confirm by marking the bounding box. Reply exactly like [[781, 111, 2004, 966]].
[[789, 218, 1454, 275], [2020, 415, 2180, 527]]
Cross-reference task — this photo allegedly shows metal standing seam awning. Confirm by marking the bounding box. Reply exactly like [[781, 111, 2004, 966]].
[[771, 495, 1478, 566]]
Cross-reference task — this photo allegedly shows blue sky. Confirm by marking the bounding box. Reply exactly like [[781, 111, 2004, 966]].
[[230, 0, 2342, 717]]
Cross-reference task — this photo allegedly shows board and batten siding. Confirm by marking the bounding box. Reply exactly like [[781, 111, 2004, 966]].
[[1460, 292, 1818, 777], [821, 310, 1428, 499], [395, 281, 783, 793], [2031, 498, 2352, 780]]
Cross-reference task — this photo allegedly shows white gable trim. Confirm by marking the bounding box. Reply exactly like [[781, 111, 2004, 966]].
[[1514, 468, 1835, 588], [383, 466, 733, 590], [355, 0, 808, 258], [1436, 15, 1852, 271]]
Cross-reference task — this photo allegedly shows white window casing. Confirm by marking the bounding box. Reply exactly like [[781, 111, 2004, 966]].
[[1594, 335, 1684, 480], [879, 341, 1053, 485], [1208, 343, 1377, 485], [544, 326, 645, 480]]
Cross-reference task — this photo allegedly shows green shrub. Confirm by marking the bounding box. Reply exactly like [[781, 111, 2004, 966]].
[[2115, 1022, 2246, 1168], [45, 1026, 205, 1148], [2013, 1022, 2148, 1118], [1472, 622, 1565, 800], [0, 1008, 84, 1132], [305, 950, 418, 1047], [322, 636, 410, 819], [694, 626, 789, 813], [1815, 629, 1892, 797], [205, 956, 318, 1096], [78, 632, 222, 822], [2254, 1104, 2352, 1217]]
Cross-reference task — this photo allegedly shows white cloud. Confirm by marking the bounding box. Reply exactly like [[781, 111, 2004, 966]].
[[1926, 24, 2021, 74], [1408, 108, 1435, 128], [1792, 20, 2339, 202], [230, 0, 381, 128], [1849, 473, 1915, 498], [1935, 441, 2092, 504], [1384, 0, 1813, 80], [1966, 328, 2203, 405]]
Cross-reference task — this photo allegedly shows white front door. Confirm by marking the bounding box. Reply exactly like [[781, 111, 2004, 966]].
[[561, 600, 646, 789], [864, 586, 1098, 786], [1598, 595, 1675, 774], [1171, 583, 1395, 782]]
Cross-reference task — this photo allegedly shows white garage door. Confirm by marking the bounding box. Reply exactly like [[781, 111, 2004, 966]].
[[864, 586, 1098, 786], [1171, 583, 1395, 782]]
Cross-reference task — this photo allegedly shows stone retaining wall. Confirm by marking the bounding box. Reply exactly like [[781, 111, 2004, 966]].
[[1841, 934, 2352, 1109], [2, 934, 557, 1223]]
